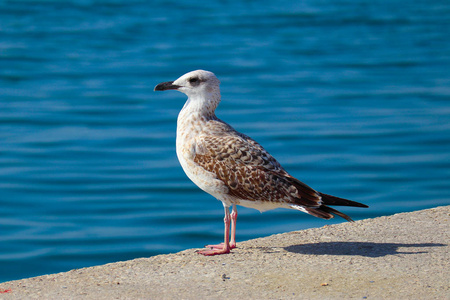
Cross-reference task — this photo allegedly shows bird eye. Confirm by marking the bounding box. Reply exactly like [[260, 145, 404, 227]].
[[189, 77, 199, 85]]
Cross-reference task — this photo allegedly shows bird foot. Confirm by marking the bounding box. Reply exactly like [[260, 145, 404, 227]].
[[204, 242, 236, 250], [197, 247, 231, 256], [197, 242, 236, 256]]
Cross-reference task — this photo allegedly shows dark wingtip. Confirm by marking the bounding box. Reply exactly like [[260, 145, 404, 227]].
[[154, 81, 181, 91], [319, 193, 368, 208], [320, 205, 355, 222]]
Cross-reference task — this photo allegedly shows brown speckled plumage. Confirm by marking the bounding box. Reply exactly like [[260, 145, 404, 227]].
[[154, 70, 368, 255], [193, 118, 321, 208]]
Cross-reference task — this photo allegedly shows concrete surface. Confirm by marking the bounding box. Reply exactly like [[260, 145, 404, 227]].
[[0, 206, 448, 299]]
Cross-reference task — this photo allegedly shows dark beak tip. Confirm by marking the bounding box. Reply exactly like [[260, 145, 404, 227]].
[[154, 81, 180, 92]]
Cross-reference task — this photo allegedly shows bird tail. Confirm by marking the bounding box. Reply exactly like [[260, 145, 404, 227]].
[[301, 193, 368, 222], [319, 192, 368, 208]]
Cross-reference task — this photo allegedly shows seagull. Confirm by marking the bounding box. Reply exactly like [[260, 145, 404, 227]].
[[154, 70, 368, 255]]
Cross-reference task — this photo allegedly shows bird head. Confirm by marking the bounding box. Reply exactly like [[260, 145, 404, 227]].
[[154, 70, 221, 114], [155, 70, 220, 97]]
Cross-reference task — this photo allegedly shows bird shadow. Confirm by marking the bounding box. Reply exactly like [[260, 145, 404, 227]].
[[283, 242, 446, 258]]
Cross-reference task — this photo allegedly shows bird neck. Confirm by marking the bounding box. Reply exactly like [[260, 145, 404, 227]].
[[179, 92, 220, 121]]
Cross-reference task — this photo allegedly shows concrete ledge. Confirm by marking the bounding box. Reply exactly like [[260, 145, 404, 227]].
[[0, 206, 448, 299]]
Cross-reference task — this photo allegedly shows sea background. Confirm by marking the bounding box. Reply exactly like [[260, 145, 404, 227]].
[[1, 0, 449, 283]]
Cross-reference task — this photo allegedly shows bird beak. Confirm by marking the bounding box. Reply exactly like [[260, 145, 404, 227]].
[[154, 81, 181, 91]]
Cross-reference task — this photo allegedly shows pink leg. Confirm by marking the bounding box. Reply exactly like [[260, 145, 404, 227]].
[[198, 205, 232, 256], [230, 204, 237, 249], [204, 204, 238, 250]]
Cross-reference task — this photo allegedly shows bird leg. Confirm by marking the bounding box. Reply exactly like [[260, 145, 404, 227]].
[[198, 205, 232, 255], [203, 204, 238, 251], [229, 204, 237, 249]]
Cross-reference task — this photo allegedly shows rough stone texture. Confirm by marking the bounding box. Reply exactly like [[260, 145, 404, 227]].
[[0, 206, 448, 299]]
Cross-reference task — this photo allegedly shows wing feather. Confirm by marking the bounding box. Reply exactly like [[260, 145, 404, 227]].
[[193, 119, 322, 207]]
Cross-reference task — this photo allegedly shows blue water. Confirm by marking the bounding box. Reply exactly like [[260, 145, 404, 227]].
[[1, 0, 449, 283]]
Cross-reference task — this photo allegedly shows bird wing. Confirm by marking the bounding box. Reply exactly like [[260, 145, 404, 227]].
[[192, 119, 322, 207]]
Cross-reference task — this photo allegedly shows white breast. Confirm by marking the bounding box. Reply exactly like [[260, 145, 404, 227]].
[[176, 110, 230, 204]]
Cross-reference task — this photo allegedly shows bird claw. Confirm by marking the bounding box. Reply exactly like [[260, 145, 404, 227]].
[[197, 242, 236, 255], [197, 247, 231, 256], [204, 242, 236, 250]]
